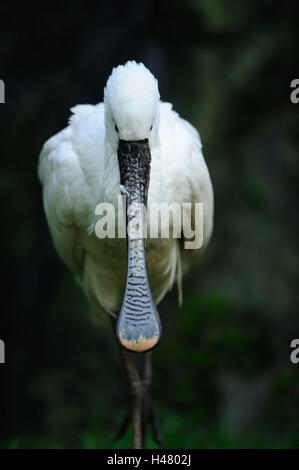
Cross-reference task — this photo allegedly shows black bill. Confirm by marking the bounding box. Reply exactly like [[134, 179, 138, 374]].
[[116, 139, 162, 353]]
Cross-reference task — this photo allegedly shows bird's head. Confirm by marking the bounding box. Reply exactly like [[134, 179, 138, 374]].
[[104, 62, 162, 353], [104, 61, 160, 142]]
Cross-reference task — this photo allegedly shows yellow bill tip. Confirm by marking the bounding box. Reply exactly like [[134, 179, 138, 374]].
[[119, 331, 159, 353]]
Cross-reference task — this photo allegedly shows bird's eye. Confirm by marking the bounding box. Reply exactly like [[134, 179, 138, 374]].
[[115, 124, 119, 133], [150, 125, 153, 131]]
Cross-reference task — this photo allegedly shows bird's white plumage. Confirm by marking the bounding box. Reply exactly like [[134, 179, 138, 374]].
[[104, 62, 160, 141], [38, 61, 213, 321]]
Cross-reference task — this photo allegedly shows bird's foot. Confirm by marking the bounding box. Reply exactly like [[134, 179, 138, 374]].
[[113, 378, 164, 448]]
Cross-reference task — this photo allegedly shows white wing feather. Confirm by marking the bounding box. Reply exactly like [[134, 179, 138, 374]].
[[159, 103, 214, 266], [38, 126, 86, 275]]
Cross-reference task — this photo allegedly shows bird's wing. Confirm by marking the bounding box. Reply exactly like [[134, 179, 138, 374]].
[[38, 126, 85, 275], [159, 102, 214, 270], [38, 102, 106, 277]]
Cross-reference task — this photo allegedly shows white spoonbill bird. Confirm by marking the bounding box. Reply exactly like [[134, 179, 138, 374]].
[[38, 61, 213, 448]]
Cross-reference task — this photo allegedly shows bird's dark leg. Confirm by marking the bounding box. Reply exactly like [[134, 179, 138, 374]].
[[111, 318, 142, 448], [141, 352, 151, 446], [112, 320, 164, 448], [117, 347, 143, 449], [142, 352, 165, 448]]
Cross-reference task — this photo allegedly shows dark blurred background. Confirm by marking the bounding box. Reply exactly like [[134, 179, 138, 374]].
[[0, 0, 299, 449]]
